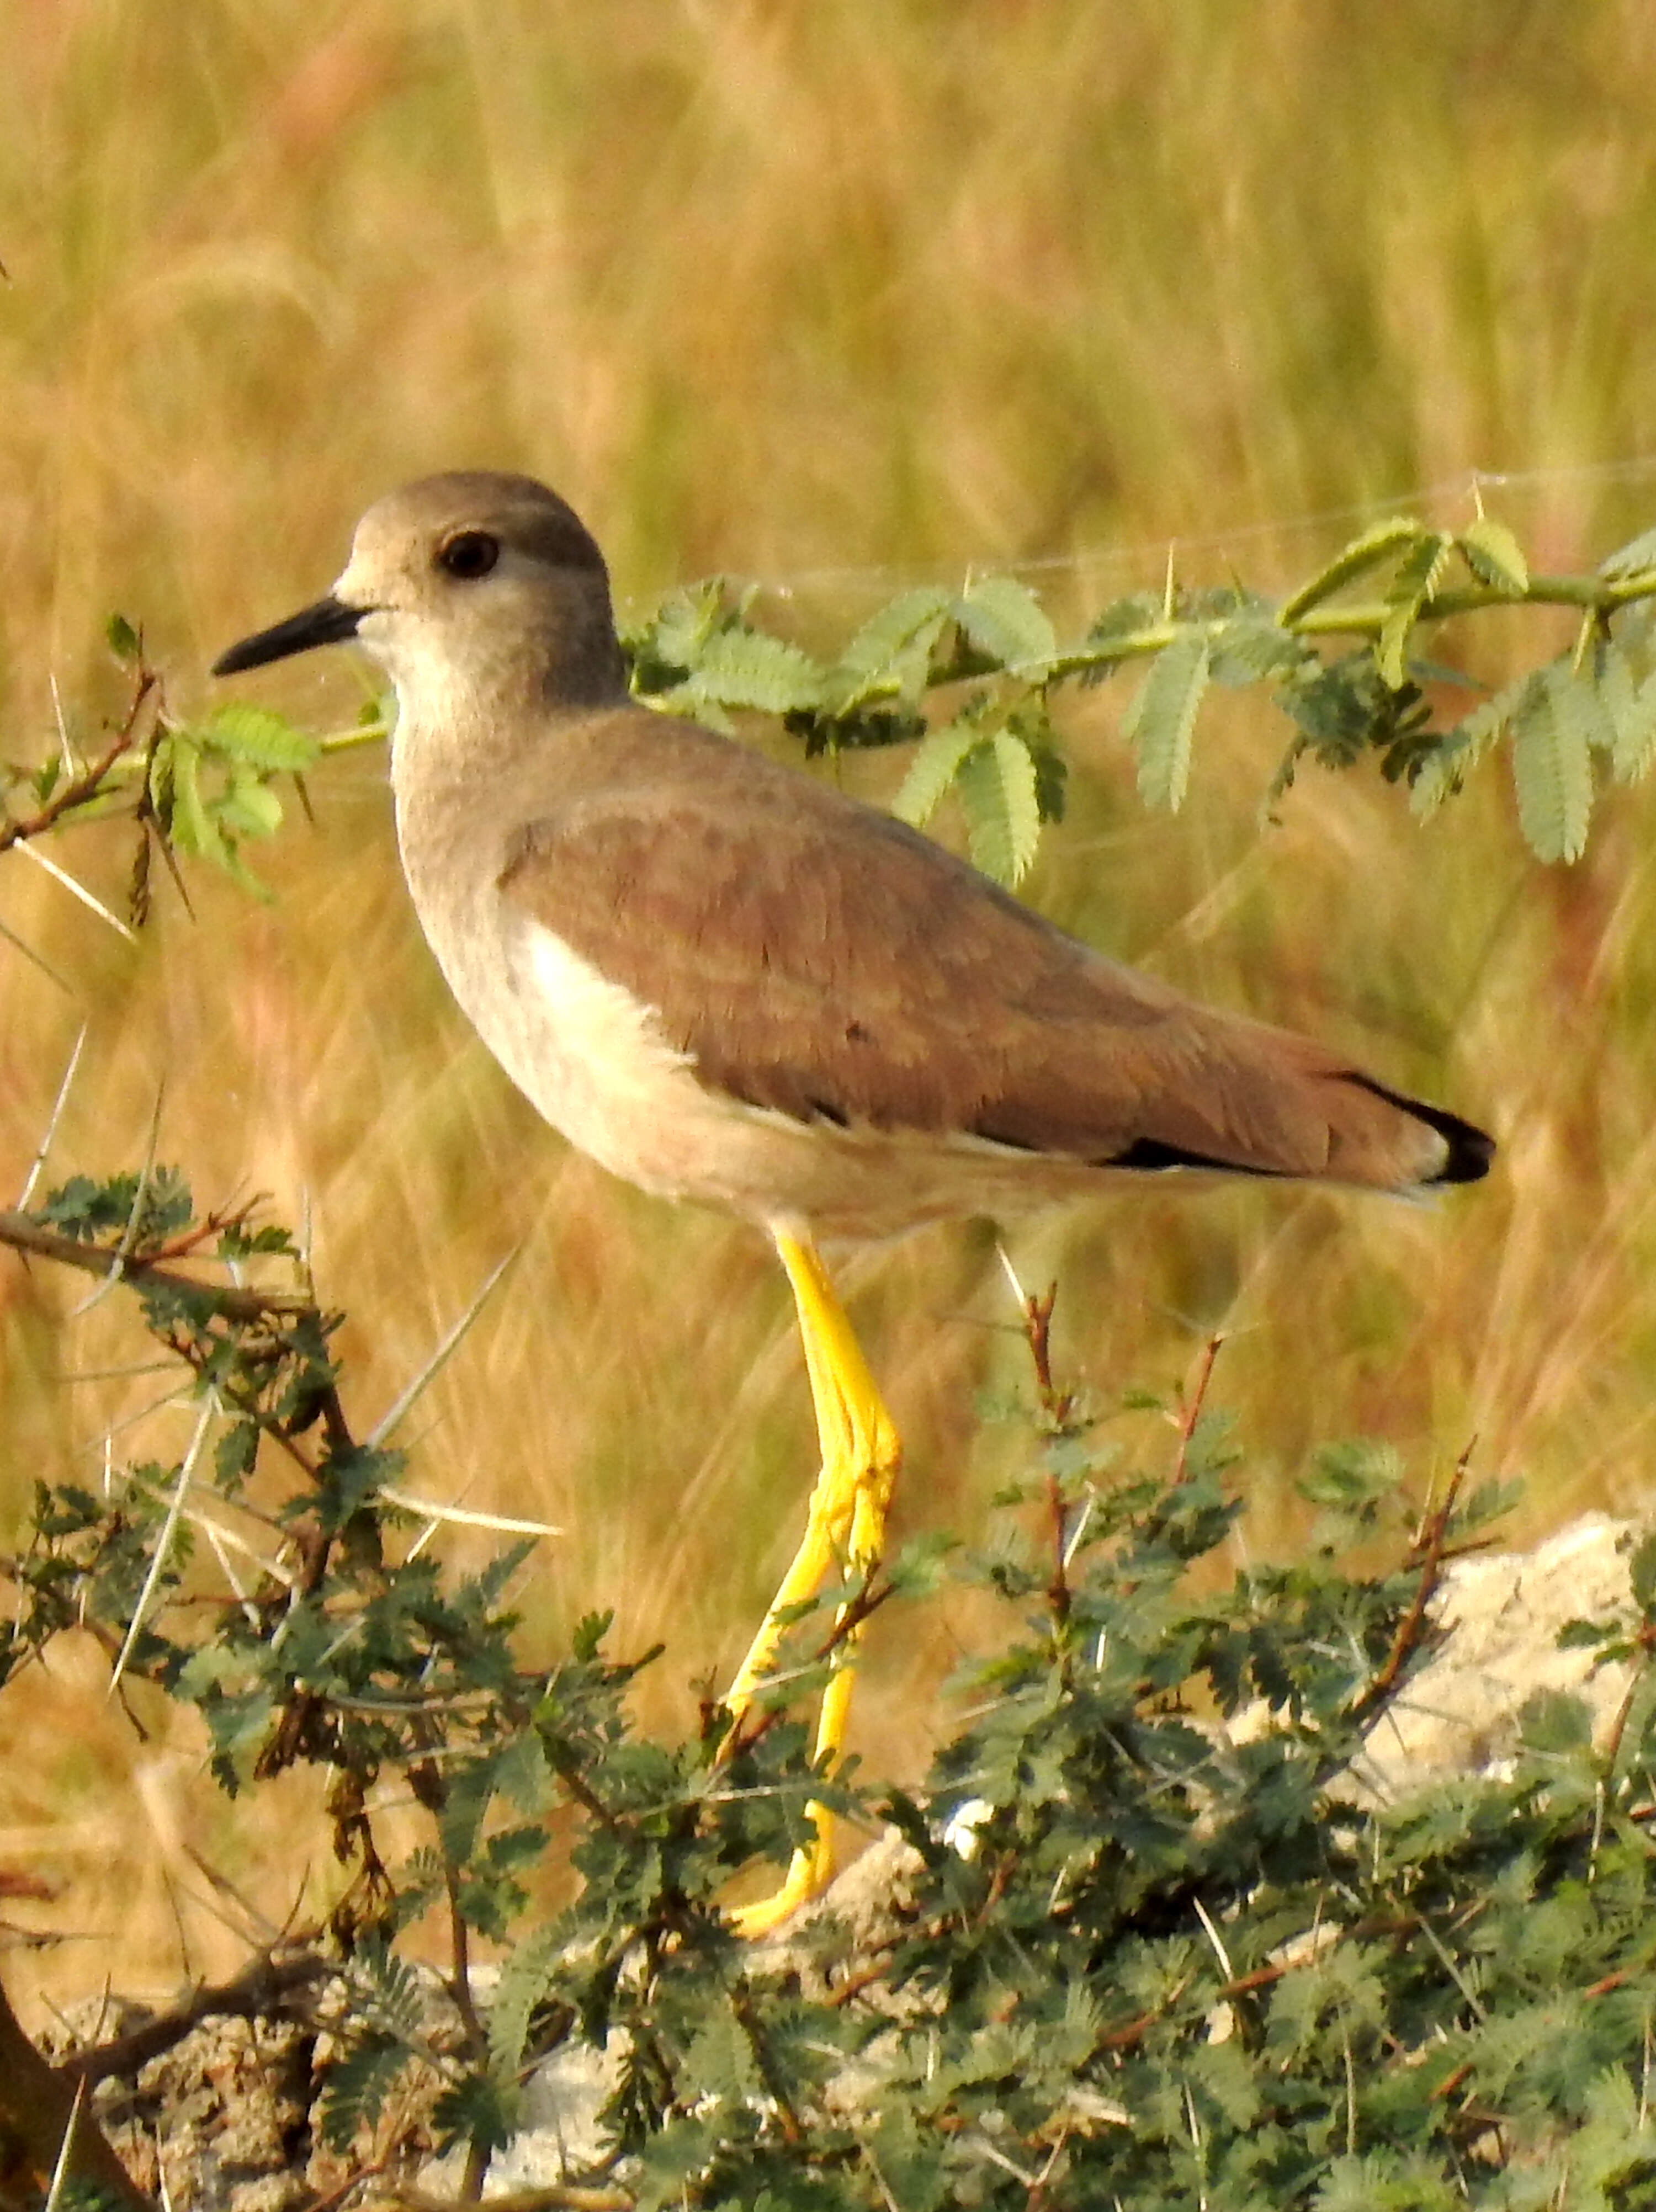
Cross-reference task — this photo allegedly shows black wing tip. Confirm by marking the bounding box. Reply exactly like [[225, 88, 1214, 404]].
[[1429, 1114, 1496, 1185], [1345, 1075, 1495, 1187]]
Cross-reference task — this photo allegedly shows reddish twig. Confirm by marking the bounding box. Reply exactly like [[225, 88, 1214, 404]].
[[1171, 1334, 1225, 1485], [1352, 1440, 1473, 1722], [1014, 1282, 1080, 1626], [0, 670, 157, 855], [0, 1207, 314, 1321]]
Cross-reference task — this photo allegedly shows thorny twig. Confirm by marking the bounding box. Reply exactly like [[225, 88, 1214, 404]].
[[0, 668, 158, 855], [1352, 1439, 1473, 1721], [1171, 1333, 1225, 1487], [1011, 1280, 1084, 1630], [1598, 1610, 1656, 1778], [0, 1207, 314, 1321]]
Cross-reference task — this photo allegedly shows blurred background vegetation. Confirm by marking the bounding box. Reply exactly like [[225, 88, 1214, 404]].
[[4, 0, 1656, 2016]]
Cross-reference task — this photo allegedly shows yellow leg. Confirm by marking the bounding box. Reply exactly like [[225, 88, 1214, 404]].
[[724, 1232, 901, 1938]]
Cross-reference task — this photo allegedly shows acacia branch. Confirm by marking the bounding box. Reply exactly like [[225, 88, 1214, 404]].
[[1352, 1442, 1473, 1723], [1044, 566, 1656, 680], [0, 672, 156, 856], [0, 1208, 315, 1320]]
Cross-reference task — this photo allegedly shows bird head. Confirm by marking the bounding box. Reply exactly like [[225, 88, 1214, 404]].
[[213, 472, 629, 716]]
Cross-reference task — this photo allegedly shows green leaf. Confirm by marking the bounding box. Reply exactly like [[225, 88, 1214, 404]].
[[317, 2036, 414, 2151], [432, 2070, 520, 2157], [632, 2115, 721, 2205], [164, 738, 230, 867], [105, 611, 142, 663], [1071, 592, 1166, 684], [1121, 630, 1209, 810], [688, 628, 823, 713], [1600, 523, 1656, 580], [890, 712, 989, 830], [1457, 516, 1530, 596], [954, 575, 1057, 672], [1516, 1687, 1593, 1754], [1547, 657, 1617, 763], [1597, 641, 1656, 781], [1017, 717, 1069, 824], [216, 773, 284, 840], [486, 1924, 559, 2077], [627, 580, 727, 669], [1297, 1437, 1403, 1509], [832, 586, 954, 703], [1376, 531, 1450, 690], [955, 730, 1043, 884], [1409, 668, 1538, 818], [682, 2003, 763, 2104], [195, 700, 322, 772], [1278, 515, 1424, 624], [1208, 616, 1313, 687], [1511, 667, 1594, 863]]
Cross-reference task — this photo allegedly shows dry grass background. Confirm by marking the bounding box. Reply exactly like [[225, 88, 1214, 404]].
[[4, 0, 1656, 2020]]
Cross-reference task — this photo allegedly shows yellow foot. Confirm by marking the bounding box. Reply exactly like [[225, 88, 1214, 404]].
[[720, 1232, 901, 1935], [725, 1811, 837, 1939]]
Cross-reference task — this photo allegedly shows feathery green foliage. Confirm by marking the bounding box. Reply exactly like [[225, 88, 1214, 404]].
[[4, 1171, 1655, 2205], [616, 511, 1656, 881]]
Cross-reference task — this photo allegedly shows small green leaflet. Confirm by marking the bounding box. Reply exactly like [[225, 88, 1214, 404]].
[[1511, 666, 1594, 863], [1121, 630, 1209, 811], [1409, 669, 1538, 819], [431, 2072, 519, 2158], [1600, 522, 1656, 581], [1208, 615, 1313, 687], [686, 627, 823, 714], [1547, 656, 1617, 762], [893, 717, 1045, 883], [1596, 640, 1656, 781], [1376, 532, 1450, 690], [215, 774, 284, 839], [1457, 516, 1530, 597], [629, 581, 726, 667], [105, 611, 142, 663], [316, 2037, 416, 2151], [832, 585, 953, 704], [194, 700, 321, 771], [890, 712, 988, 830], [954, 575, 1058, 673], [485, 1924, 559, 2076], [682, 2002, 765, 2104], [1277, 515, 1424, 624], [954, 728, 1044, 884], [163, 737, 229, 869]]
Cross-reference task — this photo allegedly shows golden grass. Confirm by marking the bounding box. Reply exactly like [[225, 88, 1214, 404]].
[[4, 0, 1656, 2017]]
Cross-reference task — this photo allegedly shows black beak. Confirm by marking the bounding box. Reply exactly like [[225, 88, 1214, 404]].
[[212, 594, 364, 677]]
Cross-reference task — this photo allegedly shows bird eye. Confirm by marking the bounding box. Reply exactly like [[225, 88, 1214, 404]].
[[437, 530, 501, 580]]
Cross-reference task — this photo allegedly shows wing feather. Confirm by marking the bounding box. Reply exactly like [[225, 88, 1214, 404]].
[[496, 719, 1485, 1190]]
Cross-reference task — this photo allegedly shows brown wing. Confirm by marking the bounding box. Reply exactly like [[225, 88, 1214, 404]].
[[498, 719, 1490, 1190]]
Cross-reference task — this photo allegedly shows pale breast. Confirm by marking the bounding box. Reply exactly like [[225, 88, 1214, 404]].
[[410, 886, 1092, 1237]]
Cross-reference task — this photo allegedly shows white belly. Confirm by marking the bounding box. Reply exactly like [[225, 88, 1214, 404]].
[[431, 899, 736, 1196]]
